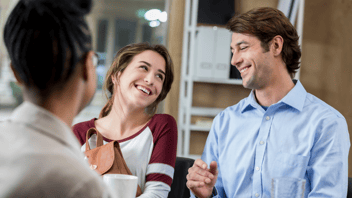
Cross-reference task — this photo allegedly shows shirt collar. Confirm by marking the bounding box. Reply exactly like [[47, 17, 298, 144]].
[[241, 80, 307, 113], [10, 101, 81, 151], [279, 80, 306, 111], [241, 90, 260, 113]]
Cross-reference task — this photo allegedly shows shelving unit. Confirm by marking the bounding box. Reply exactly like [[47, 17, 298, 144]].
[[177, 0, 242, 159]]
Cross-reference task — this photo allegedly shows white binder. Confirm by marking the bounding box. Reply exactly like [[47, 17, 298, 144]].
[[194, 26, 215, 78], [194, 26, 231, 79]]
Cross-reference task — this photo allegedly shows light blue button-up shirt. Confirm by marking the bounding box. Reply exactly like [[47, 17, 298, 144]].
[[191, 80, 350, 198]]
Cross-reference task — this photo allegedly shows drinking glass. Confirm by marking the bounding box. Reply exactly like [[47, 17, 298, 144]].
[[271, 177, 306, 198]]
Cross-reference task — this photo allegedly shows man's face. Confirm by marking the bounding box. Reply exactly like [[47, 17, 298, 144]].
[[230, 32, 274, 90]]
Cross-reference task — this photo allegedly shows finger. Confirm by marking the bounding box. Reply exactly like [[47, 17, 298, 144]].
[[187, 171, 212, 185], [209, 161, 218, 175], [187, 169, 215, 185], [186, 180, 205, 189], [193, 159, 208, 169], [188, 166, 214, 179]]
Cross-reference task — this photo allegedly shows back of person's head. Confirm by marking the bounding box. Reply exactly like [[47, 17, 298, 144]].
[[99, 42, 174, 117], [226, 7, 301, 78], [3, 0, 93, 97]]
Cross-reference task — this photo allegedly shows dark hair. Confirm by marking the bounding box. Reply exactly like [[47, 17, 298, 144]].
[[226, 7, 301, 78], [99, 42, 174, 117], [3, 0, 93, 93]]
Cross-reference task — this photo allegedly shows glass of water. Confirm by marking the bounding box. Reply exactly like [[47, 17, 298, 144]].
[[271, 177, 306, 198]]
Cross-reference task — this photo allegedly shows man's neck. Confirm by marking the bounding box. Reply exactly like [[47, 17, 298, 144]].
[[254, 76, 295, 107]]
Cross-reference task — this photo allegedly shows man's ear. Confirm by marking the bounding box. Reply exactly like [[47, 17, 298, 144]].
[[10, 63, 23, 86], [271, 35, 284, 57], [82, 51, 96, 81]]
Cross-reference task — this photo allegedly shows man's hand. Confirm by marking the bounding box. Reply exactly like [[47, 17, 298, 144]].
[[186, 159, 218, 198]]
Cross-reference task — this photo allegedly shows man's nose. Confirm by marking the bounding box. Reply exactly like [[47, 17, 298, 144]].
[[231, 52, 243, 68]]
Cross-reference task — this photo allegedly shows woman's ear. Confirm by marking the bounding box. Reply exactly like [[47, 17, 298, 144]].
[[10, 63, 23, 86], [111, 71, 121, 85], [271, 35, 284, 57], [81, 51, 96, 81]]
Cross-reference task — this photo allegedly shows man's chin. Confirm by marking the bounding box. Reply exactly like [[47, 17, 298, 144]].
[[242, 80, 252, 90], [242, 76, 259, 90]]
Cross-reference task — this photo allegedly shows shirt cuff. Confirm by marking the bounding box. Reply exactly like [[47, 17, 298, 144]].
[[194, 187, 218, 198], [211, 187, 218, 197]]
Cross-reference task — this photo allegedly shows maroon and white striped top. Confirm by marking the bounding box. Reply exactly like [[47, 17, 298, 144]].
[[72, 114, 177, 197]]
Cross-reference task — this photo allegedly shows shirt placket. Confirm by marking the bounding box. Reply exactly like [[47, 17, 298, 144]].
[[252, 111, 274, 198]]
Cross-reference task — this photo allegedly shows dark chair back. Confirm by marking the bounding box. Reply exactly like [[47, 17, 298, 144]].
[[168, 157, 195, 198], [348, 177, 352, 198]]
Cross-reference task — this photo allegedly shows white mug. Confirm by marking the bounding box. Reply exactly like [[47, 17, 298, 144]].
[[103, 174, 138, 198]]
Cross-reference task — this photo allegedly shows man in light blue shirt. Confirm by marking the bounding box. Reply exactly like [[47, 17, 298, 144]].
[[186, 7, 350, 198]]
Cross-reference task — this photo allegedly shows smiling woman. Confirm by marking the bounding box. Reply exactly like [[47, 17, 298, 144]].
[[72, 42, 177, 198], [89, 0, 168, 92], [101, 42, 173, 116]]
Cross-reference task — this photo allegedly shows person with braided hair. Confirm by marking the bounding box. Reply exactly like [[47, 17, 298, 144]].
[[72, 42, 177, 198], [0, 0, 115, 197]]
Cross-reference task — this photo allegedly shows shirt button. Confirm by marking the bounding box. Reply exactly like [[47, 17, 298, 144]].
[[266, 116, 270, 120], [255, 167, 260, 171], [255, 193, 260, 197], [259, 141, 264, 145]]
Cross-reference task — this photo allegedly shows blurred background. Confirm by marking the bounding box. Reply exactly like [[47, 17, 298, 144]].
[[1, 0, 352, 176], [0, 0, 169, 123]]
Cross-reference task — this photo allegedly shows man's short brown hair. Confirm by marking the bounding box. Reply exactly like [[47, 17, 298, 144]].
[[226, 7, 301, 78]]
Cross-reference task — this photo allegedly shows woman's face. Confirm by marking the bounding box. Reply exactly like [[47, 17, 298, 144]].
[[112, 50, 166, 110]]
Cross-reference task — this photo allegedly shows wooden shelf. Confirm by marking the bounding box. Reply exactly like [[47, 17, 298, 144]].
[[190, 107, 224, 116], [190, 124, 211, 132], [192, 76, 242, 85]]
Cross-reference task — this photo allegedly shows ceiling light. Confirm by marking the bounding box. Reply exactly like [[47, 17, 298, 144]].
[[159, 11, 167, 22], [149, 20, 160, 27], [144, 9, 161, 21]]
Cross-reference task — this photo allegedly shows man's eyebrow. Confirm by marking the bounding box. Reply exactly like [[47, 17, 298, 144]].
[[236, 41, 249, 46], [231, 41, 249, 50], [140, 61, 166, 75]]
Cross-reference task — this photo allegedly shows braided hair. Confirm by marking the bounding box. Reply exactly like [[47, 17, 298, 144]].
[[3, 0, 93, 93]]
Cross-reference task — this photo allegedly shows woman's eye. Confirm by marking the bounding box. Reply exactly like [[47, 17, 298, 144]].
[[140, 65, 148, 71], [156, 74, 164, 81]]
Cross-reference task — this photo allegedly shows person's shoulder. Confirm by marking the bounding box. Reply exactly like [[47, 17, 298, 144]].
[[72, 118, 96, 130], [148, 114, 177, 135], [72, 118, 97, 145], [152, 114, 176, 123], [305, 93, 345, 119], [1, 150, 105, 198]]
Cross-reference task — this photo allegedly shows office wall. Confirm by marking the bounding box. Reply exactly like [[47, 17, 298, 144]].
[[235, 0, 278, 13], [0, 0, 16, 58], [164, 0, 185, 117], [299, 0, 352, 176]]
